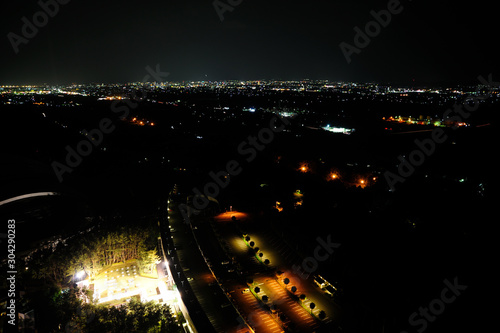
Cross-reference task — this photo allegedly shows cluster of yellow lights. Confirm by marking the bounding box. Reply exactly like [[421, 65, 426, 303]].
[[383, 116, 450, 126], [99, 96, 125, 101], [298, 164, 378, 189], [130, 117, 155, 127]]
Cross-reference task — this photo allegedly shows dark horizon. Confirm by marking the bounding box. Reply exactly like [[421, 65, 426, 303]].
[[1, 0, 498, 85]]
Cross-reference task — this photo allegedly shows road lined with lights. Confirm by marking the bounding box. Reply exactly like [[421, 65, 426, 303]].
[[164, 198, 251, 333], [167, 188, 342, 332], [179, 206, 289, 333], [159, 198, 216, 333]]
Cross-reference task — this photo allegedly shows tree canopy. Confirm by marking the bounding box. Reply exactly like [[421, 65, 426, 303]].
[[36, 287, 181, 333], [28, 221, 159, 286]]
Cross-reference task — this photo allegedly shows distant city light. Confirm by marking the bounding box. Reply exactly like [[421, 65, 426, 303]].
[[322, 125, 354, 135]]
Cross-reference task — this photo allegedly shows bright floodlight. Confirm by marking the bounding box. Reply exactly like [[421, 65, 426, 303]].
[[76, 270, 85, 279]]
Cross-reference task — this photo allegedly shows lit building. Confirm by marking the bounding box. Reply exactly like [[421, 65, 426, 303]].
[[322, 124, 354, 135]]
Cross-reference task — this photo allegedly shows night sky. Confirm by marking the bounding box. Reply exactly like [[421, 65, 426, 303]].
[[1, 0, 498, 84]]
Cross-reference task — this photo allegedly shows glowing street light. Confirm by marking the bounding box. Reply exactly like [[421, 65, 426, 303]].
[[76, 270, 85, 280], [299, 163, 309, 173], [327, 170, 339, 181]]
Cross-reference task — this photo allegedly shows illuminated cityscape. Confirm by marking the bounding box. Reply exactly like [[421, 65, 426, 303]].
[[0, 1, 497, 332], [1, 78, 497, 332]]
